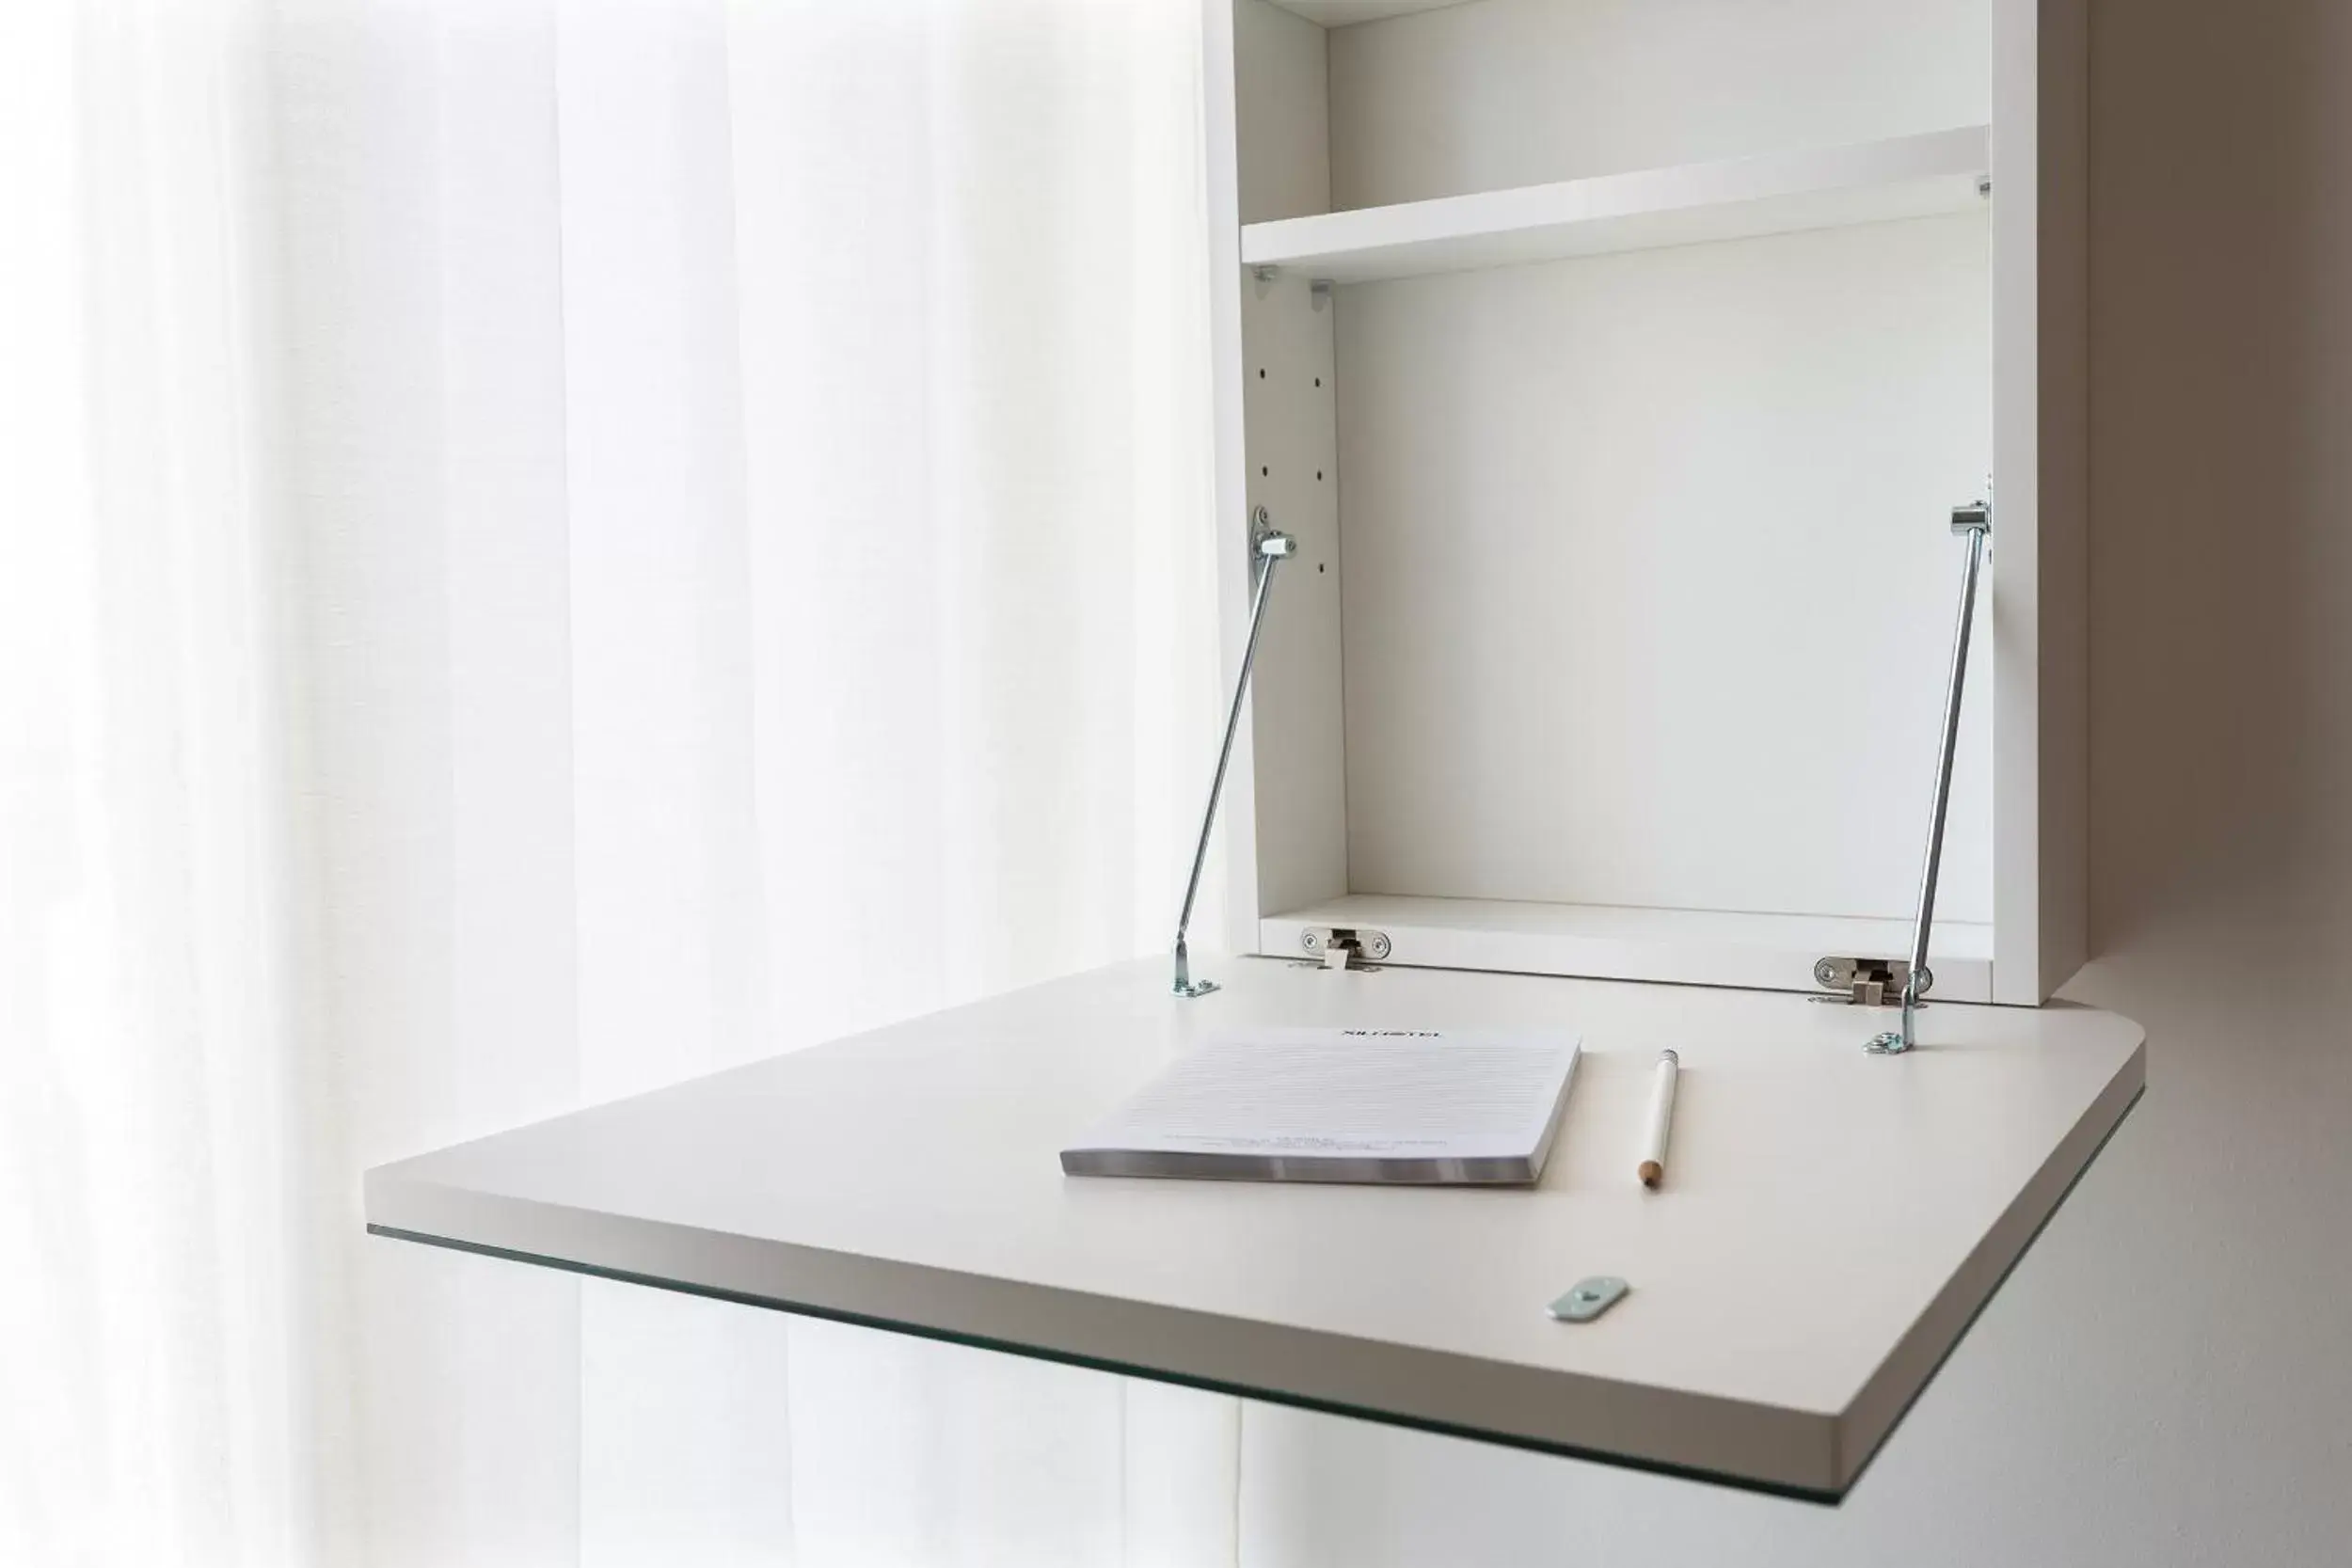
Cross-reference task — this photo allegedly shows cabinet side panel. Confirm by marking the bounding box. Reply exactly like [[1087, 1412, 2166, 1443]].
[[1239, 299, 1347, 906], [1204, 0, 1264, 957], [1236, 0, 1331, 223], [1231, 1, 1347, 927], [1990, 0, 2087, 1003], [2037, 0, 2090, 997]]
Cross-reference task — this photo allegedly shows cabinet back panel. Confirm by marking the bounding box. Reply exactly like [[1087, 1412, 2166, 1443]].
[[1327, 0, 1989, 211], [1335, 212, 1994, 925]]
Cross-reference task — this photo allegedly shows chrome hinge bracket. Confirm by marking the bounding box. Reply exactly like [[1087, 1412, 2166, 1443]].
[[1299, 927, 1391, 972], [1811, 956, 1931, 1007]]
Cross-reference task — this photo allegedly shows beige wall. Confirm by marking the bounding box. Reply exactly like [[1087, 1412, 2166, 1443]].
[[1238, 3, 2352, 1560], [2056, 0, 2352, 1547]]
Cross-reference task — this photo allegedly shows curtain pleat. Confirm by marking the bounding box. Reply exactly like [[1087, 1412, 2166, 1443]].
[[299, 0, 1233, 1563], [13, 0, 1235, 1562]]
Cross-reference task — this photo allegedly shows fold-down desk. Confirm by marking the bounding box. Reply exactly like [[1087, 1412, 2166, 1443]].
[[364, 956, 2142, 1502]]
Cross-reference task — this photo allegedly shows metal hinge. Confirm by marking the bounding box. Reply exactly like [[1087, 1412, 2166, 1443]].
[[1812, 956, 1932, 1007], [1300, 927, 1391, 971]]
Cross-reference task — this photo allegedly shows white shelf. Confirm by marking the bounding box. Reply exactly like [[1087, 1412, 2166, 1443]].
[[1261, 895, 1995, 1001], [1269, 1, 1465, 23], [1239, 127, 1991, 284], [366, 956, 2143, 1500]]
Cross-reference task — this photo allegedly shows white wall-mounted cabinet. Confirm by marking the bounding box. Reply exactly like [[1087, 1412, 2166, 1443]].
[[1204, 0, 2086, 1005], [358, 4, 2134, 1501]]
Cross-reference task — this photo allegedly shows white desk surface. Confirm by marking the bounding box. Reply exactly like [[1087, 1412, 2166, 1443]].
[[364, 956, 2144, 1501]]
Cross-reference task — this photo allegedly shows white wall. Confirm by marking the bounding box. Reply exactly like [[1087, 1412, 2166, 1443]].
[[1230, 1, 2352, 1561]]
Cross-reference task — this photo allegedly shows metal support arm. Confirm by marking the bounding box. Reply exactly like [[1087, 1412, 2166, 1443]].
[[1869, 501, 1990, 1054], [1173, 512, 1296, 997]]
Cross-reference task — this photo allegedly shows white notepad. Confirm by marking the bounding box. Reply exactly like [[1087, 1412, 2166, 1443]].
[[1059, 1026, 1581, 1185]]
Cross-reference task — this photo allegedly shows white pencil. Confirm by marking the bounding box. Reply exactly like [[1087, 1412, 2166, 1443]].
[[1637, 1049, 1678, 1189]]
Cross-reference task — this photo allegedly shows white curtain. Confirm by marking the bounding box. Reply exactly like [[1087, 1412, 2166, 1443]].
[[4, 0, 1243, 1562], [2, 2, 348, 1562]]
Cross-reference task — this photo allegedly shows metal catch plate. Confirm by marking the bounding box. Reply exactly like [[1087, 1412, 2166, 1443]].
[[1548, 1276, 1629, 1323], [1299, 927, 1391, 969], [1812, 956, 1931, 1006]]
